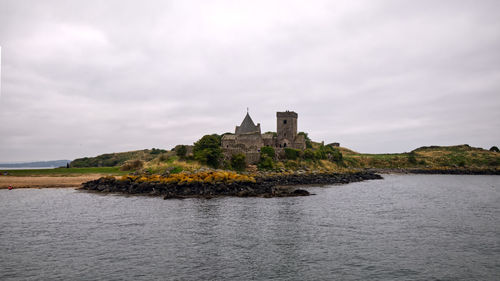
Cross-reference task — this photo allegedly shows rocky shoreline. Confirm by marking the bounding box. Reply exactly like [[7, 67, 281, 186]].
[[80, 171, 383, 199], [365, 168, 500, 175]]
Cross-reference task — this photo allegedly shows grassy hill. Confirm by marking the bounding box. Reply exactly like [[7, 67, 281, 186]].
[[70, 148, 166, 168], [341, 144, 499, 170], [66, 144, 499, 175]]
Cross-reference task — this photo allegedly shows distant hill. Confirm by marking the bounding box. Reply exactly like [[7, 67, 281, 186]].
[[342, 144, 499, 169], [70, 148, 167, 168], [0, 160, 71, 168]]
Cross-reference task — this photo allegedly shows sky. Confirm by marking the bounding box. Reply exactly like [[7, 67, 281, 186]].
[[0, 0, 499, 162]]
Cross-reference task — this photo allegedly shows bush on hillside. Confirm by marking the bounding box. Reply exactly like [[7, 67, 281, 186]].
[[258, 156, 274, 170], [260, 146, 275, 159], [408, 152, 417, 165], [150, 148, 167, 155], [303, 148, 315, 160], [120, 160, 144, 171], [193, 134, 222, 168], [176, 145, 187, 159], [284, 148, 301, 160], [231, 154, 247, 171], [490, 146, 499, 152]]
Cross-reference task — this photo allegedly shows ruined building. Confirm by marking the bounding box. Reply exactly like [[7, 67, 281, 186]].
[[221, 111, 306, 164]]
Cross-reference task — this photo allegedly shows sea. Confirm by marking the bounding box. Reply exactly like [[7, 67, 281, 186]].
[[0, 174, 499, 281]]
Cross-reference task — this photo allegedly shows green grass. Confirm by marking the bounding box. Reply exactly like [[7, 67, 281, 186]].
[[1, 167, 128, 176], [341, 144, 500, 170]]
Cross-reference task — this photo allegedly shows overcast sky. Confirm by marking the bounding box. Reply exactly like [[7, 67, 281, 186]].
[[1, 0, 499, 162]]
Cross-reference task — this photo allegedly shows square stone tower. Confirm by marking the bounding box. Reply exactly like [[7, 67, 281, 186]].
[[276, 111, 298, 148]]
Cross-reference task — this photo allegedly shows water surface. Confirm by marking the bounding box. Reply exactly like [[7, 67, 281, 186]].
[[1, 175, 499, 280]]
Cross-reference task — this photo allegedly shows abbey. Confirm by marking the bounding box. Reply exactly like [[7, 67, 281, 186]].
[[221, 111, 306, 164]]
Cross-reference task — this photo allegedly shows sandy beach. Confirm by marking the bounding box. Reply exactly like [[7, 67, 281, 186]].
[[0, 175, 105, 189]]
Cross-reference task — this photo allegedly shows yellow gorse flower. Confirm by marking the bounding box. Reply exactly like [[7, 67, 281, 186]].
[[121, 171, 255, 184]]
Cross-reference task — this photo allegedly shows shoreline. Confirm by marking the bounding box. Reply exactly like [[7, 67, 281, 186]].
[[81, 171, 383, 198], [1, 168, 498, 190], [0, 174, 105, 189], [364, 168, 500, 175]]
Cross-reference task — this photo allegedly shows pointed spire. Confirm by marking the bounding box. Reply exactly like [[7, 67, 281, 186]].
[[236, 112, 260, 134]]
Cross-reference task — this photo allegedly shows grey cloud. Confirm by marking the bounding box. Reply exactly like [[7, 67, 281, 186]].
[[1, 0, 499, 161]]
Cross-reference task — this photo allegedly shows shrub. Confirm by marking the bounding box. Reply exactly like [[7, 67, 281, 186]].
[[314, 150, 326, 160], [284, 148, 300, 160], [303, 148, 315, 160], [329, 149, 343, 163], [150, 148, 166, 155], [193, 134, 222, 168], [490, 146, 500, 152], [120, 160, 144, 171], [170, 166, 183, 174], [158, 153, 169, 162], [284, 160, 299, 169], [222, 160, 232, 170], [258, 156, 274, 170], [231, 154, 247, 171], [260, 146, 275, 159], [408, 152, 417, 165], [314, 144, 342, 162], [176, 145, 187, 158], [194, 148, 222, 168]]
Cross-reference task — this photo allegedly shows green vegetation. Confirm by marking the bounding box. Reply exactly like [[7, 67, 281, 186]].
[[258, 156, 274, 170], [258, 146, 275, 170], [260, 146, 275, 159], [408, 151, 417, 164], [2, 167, 127, 176], [175, 145, 187, 159], [231, 154, 246, 171], [490, 146, 499, 152], [71, 148, 165, 168], [15, 139, 498, 178], [340, 144, 499, 169], [284, 148, 301, 160], [120, 159, 144, 171], [150, 148, 167, 155], [193, 134, 222, 168]]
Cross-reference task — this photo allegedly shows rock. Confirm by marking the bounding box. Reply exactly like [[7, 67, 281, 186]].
[[292, 189, 310, 196], [82, 171, 384, 199]]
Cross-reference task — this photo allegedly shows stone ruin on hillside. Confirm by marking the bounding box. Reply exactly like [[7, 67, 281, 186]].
[[221, 111, 306, 164]]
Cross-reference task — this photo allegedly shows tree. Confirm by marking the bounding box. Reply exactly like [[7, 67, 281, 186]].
[[258, 156, 274, 170], [284, 148, 300, 160], [330, 149, 343, 163], [231, 154, 246, 171], [150, 148, 166, 154], [408, 151, 417, 164], [193, 134, 222, 168], [176, 145, 187, 159], [303, 148, 315, 160], [315, 144, 343, 163], [260, 146, 275, 159], [490, 146, 499, 152]]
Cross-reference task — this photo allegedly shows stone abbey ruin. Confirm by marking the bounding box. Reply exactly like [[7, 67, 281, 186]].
[[221, 111, 306, 164]]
